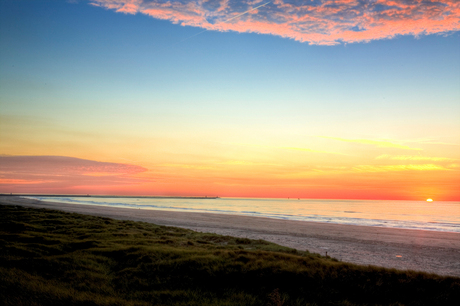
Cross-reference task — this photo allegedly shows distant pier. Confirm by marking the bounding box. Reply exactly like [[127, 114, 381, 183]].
[[0, 194, 219, 200]]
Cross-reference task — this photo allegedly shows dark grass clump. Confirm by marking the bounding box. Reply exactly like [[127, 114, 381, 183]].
[[0, 204, 459, 305]]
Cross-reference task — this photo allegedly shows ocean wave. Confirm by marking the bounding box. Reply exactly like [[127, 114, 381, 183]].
[[28, 196, 460, 233]]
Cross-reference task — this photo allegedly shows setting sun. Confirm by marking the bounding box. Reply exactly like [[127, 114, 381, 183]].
[[426, 198, 433, 202]]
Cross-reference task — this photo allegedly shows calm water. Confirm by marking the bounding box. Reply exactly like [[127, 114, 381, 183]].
[[28, 196, 460, 233]]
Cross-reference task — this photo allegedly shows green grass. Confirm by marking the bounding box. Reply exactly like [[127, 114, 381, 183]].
[[0, 204, 459, 305]]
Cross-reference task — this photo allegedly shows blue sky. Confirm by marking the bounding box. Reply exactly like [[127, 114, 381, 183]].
[[2, 1, 459, 120]]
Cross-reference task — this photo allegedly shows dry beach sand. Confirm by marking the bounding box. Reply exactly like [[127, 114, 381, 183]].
[[1, 196, 459, 278]]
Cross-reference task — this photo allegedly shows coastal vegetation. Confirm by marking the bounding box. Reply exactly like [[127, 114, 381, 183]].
[[1, 204, 459, 305]]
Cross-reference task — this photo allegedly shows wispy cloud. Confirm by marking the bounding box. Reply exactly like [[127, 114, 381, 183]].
[[157, 160, 280, 169], [0, 156, 149, 191], [0, 155, 147, 175], [407, 139, 460, 146], [218, 160, 280, 166], [281, 147, 344, 155], [376, 154, 457, 161], [353, 164, 453, 172], [276, 162, 457, 178], [229, 142, 344, 155], [319, 136, 422, 150], [89, 0, 460, 45], [157, 163, 215, 170]]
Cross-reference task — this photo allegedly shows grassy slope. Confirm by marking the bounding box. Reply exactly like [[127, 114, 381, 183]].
[[0, 205, 459, 306]]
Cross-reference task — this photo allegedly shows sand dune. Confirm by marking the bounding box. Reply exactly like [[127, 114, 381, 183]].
[[2, 196, 459, 277]]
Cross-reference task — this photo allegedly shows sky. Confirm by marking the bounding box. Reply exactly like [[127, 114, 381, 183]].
[[0, 0, 459, 200]]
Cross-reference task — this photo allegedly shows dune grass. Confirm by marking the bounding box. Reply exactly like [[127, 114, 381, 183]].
[[0, 204, 459, 305]]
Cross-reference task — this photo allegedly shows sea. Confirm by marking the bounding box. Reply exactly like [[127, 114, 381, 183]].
[[26, 196, 460, 233]]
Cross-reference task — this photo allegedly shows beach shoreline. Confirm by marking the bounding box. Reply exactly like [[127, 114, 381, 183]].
[[2, 195, 459, 278]]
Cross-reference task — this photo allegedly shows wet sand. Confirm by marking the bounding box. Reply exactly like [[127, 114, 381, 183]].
[[2, 196, 459, 278]]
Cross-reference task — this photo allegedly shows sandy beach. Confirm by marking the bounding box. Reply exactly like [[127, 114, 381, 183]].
[[2, 196, 459, 278]]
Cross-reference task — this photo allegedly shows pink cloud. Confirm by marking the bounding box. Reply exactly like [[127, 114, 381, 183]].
[[89, 0, 460, 45], [0, 156, 149, 193]]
